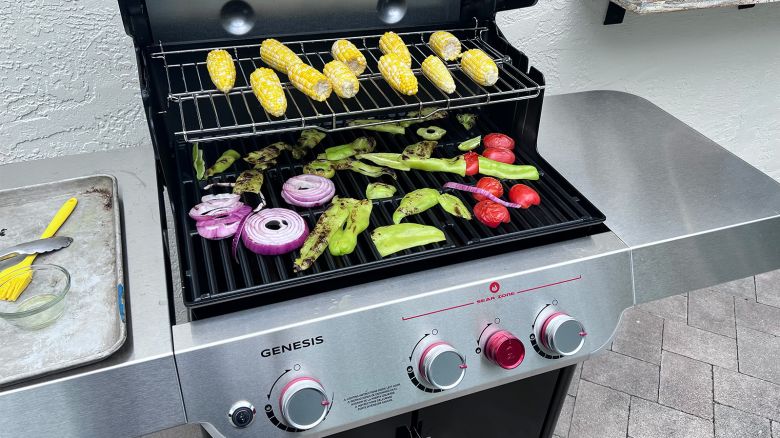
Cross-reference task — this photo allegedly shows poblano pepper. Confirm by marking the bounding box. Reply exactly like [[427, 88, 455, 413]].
[[244, 142, 290, 166], [357, 153, 411, 171], [392, 188, 440, 224], [400, 108, 448, 127], [371, 223, 445, 257], [292, 129, 327, 159], [366, 182, 397, 199], [331, 159, 396, 179], [402, 141, 436, 160], [303, 160, 336, 178], [438, 193, 472, 220], [324, 137, 376, 161], [206, 149, 241, 177], [294, 197, 359, 272], [328, 199, 373, 256], [233, 170, 264, 195], [456, 113, 478, 130]]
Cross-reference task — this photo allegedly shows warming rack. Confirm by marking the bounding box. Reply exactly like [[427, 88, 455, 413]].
[[150, 24, 544, 143]]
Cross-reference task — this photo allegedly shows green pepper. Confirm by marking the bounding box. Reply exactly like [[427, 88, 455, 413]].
[[324, 137, 376, 161], [371, 223, 445, 257], [244, 142, 290, 166], [400, 108, 449, 127], [392, 188, 440, 224], [416, 126, 447, 141], [253, 159, 277, 171], [192, 143, 206, 180], [292, 129, 327, 159], [329, 199, 372, 256], [402, 141, 436, 160], [303, 160, 336, 178], [294, 197, 359, 272], [332, 159, 396, 179], [477, 156, 539, 180], [457, 135, 481, 151], [405, 156, 466, 176], [366, 182, 397, 200], [347, 119, 406, 135], [438, 193, 472, 220], [456, 113, 478, 130], [232, 170, 264, 195], [357, 153, 411, 171], [205, 149, 240, 177]]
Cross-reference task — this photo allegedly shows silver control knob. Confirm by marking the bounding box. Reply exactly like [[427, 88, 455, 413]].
[[228, 401, 256, 428], [416, 341, 467, 390], [278, 377, 330, 430], [534, 306, 586, 356]]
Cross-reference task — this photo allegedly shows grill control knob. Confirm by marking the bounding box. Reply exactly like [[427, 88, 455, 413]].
[[483, 329, 525, 369], [534, 306, 586, 356], [278, 377, 330, 430], [416, 341, 467, 390]]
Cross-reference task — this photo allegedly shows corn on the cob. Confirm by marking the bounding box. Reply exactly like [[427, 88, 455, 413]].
[[421, 55, 455, 94], [206, 49, 236, 93], [378, 53, 417, 95], [460, 49, 499, 87], [288, 63, 332, 101], [323, 60, 360, 99], [260, 39, 303, 74], [379, 32, 412, 68], [428, 31, 461, 61], [250, 68, 287, 117], [331, 39, 367, 76]]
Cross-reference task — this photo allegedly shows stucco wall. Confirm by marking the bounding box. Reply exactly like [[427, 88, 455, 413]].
[[1, 1, 778, 182]]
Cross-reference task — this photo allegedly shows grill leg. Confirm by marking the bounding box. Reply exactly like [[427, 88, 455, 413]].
[[539, 364, 577, 438]]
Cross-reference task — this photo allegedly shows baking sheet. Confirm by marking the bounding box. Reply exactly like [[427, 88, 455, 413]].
[[0, 175, 126, 386]]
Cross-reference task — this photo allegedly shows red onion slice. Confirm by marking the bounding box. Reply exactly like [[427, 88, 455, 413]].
[[189, 193, 245, 221], [443, 182, 522, 209], [241, 208, 309, 255], [194, 204, 252, 240], [281, 174, 336, 207]]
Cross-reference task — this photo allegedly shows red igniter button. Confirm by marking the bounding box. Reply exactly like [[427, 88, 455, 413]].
[[485, 330, 525, 370]]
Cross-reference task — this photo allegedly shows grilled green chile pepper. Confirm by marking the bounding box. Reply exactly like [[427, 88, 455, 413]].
[[457, 135, 481, 151], [366, 182, 397, 200], [206, 149, 240, 177], [400, 108, 448, 127], [347, 119, 406, 135], [438, 193, 472, 220], [402, 141, 436, 160], [244, 142, 290, 166], [456, 113, 478, 130], [332, 159, 396, 179], [405, 156, 466, 176], [329, 199, 373, 256], [477, 156, 539, 180], [416, 126, 447, 141], [294, 197, 359, 272], [232, 170, 264, 195], [324, 137, 376, 161], [292, 129, 327, 159], [356, 153, 411, 171], [392, 188, 440, 224], [371, 223, 445, 257], [253, 159, 277, 171], [303, 160, 336, 178], [192, 143, 206, 180]]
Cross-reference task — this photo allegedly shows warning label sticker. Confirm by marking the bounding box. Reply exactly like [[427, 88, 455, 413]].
[[343, 383, 401, 411]]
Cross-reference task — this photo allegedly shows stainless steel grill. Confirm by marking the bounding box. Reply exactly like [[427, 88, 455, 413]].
[[150, 24, 544, 143]]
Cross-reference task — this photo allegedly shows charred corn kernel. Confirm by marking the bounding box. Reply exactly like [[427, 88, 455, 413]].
[[378, 53, 418, 95], [379, 32, 412, 68], [260, 39, 303, 74], [428, 31, 461, 61], [421, 55, 455, 94], [331, 39, 367, 76], [288, 63, 332, 101], [250, 68, 287, 117], [206, 49, 236, 93], [460, 49, 499, 86], [323, 60, 359, 99]]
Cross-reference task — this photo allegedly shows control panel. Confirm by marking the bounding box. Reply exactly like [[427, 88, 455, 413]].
[[175, 249, 632, 437]]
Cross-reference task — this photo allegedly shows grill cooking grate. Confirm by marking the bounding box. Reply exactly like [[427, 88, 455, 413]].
[[151, 25, 543, 143], [171, 114, 604, 307]]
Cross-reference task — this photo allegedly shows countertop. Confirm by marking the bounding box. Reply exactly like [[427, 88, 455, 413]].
[[611, 0, 778, 14]]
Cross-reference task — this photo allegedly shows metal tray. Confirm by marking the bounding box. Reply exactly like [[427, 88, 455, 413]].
[[0, 175, 126, 386]]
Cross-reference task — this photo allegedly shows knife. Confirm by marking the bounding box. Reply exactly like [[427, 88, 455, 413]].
[[0, 236, 73, 262]]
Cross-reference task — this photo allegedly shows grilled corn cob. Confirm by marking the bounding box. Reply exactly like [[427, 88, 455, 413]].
[[206, 49, 236, 93], [378, 53, 418, 95], [460, 49, 499, 86], [250, 68, 287, 117], [421, 55, 455, 94], [288, 63, 332, 101], [428, 31, 461, 61], [331, 39, 367, 76], [379, 31, 412, 68], [260, 39, 303, 74], [323, 60, 360, 98]]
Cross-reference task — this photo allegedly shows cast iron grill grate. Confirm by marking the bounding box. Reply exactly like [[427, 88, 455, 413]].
[[171, 113, 604, 307], [150, 24, 543, 143]]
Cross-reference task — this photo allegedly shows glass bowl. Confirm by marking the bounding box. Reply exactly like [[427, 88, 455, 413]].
[[0, 264, 70, 330]]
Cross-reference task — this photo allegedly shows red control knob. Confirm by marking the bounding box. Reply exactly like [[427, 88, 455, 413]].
[[484, 330, 525, 369]]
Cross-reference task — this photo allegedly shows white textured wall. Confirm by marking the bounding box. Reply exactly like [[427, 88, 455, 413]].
[[0, 0, 146, 164], [497, 1, 780, 180]]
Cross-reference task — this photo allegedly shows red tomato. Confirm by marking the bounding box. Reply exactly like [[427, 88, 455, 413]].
[[482, 148, 515, 164], [463, 152, 479, 176], [509, 184, 541, 209], [473, 200, 510, 228], [473, 177, 504, 201], [483, 133, 515, 150]]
